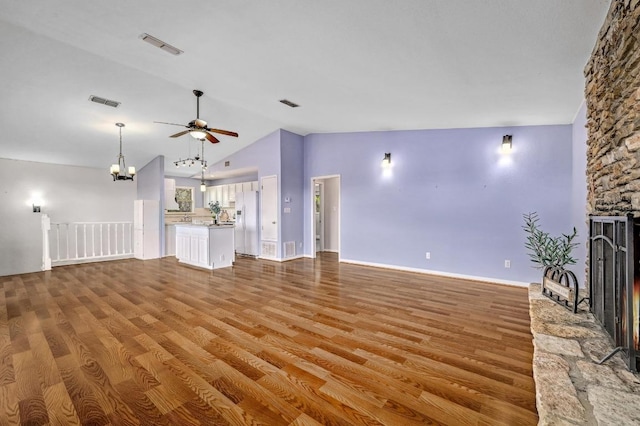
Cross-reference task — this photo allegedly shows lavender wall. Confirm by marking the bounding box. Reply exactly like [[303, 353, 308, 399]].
[[304, 125, 573, 284], [208, 130, 281, 179], [572, 102, 589, 287], [280, 130, 305, 257], [209, 130, 282, 256]]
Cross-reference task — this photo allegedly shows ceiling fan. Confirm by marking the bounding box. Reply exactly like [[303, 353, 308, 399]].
[[155, 89, 238, 144]]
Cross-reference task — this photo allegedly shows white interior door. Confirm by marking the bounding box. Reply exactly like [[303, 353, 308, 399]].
[[261, 176, 278, 241]]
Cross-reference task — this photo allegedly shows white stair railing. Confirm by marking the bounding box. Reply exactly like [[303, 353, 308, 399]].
[[42, 215, 134, 269]]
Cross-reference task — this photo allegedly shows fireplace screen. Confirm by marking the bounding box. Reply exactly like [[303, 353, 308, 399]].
[[589, 214, 639, 371]]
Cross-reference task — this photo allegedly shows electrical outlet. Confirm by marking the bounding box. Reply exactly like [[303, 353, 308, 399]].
[[504, 260, 511, 268], [426, 252, 431, 260]]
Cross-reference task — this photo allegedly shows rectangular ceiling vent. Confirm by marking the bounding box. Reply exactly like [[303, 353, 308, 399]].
[[89, 95, 120, 108], [139, 33, 183, 56], [279, 99, 299, 108]]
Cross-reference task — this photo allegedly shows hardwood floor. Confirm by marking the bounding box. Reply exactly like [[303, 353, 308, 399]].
[[0, 253, 537, 425]]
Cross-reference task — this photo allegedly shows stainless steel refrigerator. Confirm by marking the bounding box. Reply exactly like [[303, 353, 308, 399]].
[[234, 190, 259, 256]]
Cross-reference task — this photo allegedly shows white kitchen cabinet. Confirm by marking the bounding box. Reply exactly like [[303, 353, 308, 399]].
[[241, 182, 253, 192], [164, 224, 176, 257], [228, 184, 236, 203], [134, 200, 160, 260], [221, 185, 229, 207], [176, 231, 190, 261], [251, 180, 260, 191], [205, 186, 217, 207], [175, 224, 234, 269]]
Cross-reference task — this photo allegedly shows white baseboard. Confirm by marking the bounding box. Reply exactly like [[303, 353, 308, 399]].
[[257, 255, 306, 263], [339, 258, 529, 288]]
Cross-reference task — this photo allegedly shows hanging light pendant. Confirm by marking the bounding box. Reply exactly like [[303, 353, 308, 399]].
[[110, 123, 136, 181], [200, 139, 207, 192]]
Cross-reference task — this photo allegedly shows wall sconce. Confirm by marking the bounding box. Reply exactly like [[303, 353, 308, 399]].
[[382, 153, 391, 168], [502, 135, 513, 153]]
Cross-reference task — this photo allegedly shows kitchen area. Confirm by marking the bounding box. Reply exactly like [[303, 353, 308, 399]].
[[162, 178, 260, 269]]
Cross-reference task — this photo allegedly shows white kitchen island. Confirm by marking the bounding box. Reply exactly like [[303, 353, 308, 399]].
[[175, 224, 235, 270]]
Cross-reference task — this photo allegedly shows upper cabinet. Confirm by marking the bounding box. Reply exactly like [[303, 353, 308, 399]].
[[206, 181, 258, 208]]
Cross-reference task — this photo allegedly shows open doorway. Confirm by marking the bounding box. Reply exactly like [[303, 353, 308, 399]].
[[311, 175, 340, 258], [314, 182, 324, 252]]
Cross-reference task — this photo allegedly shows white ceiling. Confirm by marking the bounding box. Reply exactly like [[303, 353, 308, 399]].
[[0, 0, 610, 178]]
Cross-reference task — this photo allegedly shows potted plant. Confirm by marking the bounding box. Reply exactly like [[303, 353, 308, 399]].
[[209, 201, 221, 224], [523, 212, 581, 312]]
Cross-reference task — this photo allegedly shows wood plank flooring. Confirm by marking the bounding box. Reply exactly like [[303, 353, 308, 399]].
[[0, 253, 537, 425]]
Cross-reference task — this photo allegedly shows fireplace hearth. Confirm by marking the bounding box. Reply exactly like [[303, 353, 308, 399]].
[[589, 214, 640, 372]]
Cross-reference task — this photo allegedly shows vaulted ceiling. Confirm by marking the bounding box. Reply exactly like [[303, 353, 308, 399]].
[[0, 0, 610, 178]]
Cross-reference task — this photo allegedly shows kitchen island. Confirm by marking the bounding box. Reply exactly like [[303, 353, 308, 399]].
[[175, 224, 235, 270]]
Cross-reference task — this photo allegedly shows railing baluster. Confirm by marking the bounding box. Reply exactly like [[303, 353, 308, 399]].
[[47, 221, 133, 266], [66, 223, 70, 261], [56, 224, 61, 261]]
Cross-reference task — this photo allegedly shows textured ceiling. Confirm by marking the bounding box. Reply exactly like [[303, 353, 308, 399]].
[[0, 0, 610, 177]]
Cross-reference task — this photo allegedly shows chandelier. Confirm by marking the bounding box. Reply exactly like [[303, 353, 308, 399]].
[[109, 123, 136, 181], [174, 138, 208, 170]]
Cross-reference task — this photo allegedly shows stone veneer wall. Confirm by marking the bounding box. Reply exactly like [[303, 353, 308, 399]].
[[585, 0, 640, 215]]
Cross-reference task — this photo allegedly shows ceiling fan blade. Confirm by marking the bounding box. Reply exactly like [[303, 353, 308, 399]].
[[204, 132, 220, 144], [194, 118, 207, 128], [207, 128, 239, 138], [154, 121, 187, 127], [169, 130, 191, 138]]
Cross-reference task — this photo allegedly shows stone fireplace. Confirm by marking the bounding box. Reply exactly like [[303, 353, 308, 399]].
[[585, 0, 640, 369], [528, 1, 640, 423]]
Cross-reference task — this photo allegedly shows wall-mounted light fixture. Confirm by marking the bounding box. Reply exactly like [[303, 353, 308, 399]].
[[502, 135, 513, 153], [110, 123, 136, 181], [29, 194, 44, 213], [382, 153, 391, 168]]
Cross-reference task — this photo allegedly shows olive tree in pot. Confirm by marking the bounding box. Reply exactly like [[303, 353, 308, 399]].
[[523, 212, 581, 312]]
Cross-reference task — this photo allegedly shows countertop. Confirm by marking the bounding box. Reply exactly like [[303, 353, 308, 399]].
[[173, 223, 235, 228]]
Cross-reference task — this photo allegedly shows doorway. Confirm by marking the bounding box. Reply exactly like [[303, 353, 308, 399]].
[[311, 175, 340, 259], [314, 182, 324, 252]]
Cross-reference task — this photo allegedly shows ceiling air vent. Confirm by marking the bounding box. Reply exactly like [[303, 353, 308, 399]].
[[139, 33, 183, 56], [89, 95, 120, 108], [279, 99, 299, 108]]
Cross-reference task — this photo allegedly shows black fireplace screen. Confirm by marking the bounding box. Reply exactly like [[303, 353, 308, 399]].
[[589, 214, 639, 372]]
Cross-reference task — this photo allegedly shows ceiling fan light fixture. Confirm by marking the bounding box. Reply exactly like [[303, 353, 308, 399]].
[[190, 130, 207, 139]]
